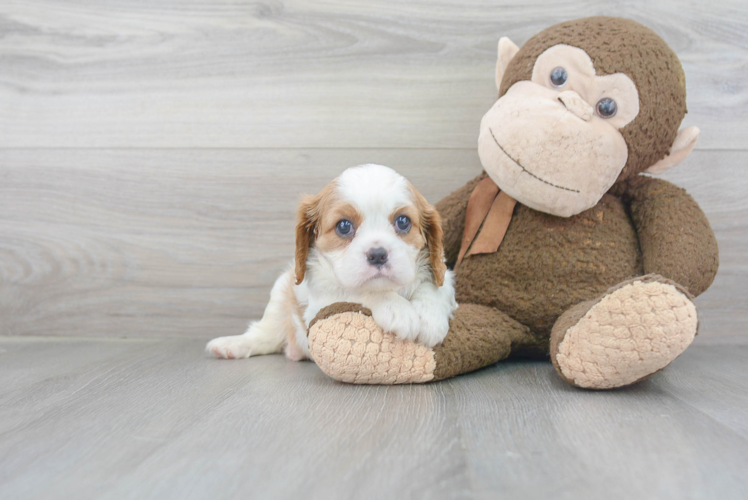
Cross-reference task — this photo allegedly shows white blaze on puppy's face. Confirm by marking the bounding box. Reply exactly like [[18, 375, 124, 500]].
[[314, 164, 427, 291]]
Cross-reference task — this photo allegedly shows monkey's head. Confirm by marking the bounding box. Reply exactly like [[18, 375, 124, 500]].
[[478, 17, 699, 217]]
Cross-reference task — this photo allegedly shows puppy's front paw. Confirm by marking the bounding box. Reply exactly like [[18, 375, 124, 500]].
[[206, 335, 253, 359], [371, 301, 421, 342], [416, 310, 450, 348]]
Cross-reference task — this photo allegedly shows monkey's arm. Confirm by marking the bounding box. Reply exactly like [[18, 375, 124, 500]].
[[435, 172, 487, 269], [612, 176, 719, 297]]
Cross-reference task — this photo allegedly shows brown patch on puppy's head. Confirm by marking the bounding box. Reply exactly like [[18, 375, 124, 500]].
[[499, 16, 687, 181]]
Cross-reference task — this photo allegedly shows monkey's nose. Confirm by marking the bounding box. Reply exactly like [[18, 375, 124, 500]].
[[366, 247, 388, 267], [557, 90, 593, 121]]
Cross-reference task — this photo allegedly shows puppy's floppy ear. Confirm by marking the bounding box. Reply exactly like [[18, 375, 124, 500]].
[[295, 180, 337, 284], [413, 189, 446, 287], [295, 194, 320, 285], [424, 205, 446, 287]]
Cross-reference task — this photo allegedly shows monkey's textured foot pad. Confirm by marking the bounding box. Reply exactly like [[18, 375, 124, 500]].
[[308, 303, 436, 384], [551, 276, 698, 389]]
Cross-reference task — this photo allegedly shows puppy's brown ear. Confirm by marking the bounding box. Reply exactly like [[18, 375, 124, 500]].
[[414, 190, 446, 287], [424, 205, 446, 286], [295, 195, 319, 285]]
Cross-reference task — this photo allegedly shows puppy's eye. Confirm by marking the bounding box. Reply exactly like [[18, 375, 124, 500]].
[[335, 219, 354, 237], [550, 67, 568, 88], [394, 215, 411, 233], [596, 97, 618, 118]]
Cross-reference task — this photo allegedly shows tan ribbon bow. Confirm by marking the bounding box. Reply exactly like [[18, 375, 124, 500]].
[[456, 177, 517, 267]]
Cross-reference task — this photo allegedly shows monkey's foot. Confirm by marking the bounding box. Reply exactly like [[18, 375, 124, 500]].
[[308, 303, 437, 384], [308, 302, 534, 384], [550, 275, 698, 389]]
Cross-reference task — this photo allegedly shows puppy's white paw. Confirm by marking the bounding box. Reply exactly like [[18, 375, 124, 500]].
[[416, 310, 450, 348], [206, 335, 253, 359], [371, 301, 421, 342]]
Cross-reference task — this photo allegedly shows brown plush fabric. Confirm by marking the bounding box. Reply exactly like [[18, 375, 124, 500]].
[[499, 17, 687, 181], [309, 302, 372, 332], [453, 190, 644, 336], [436, 172, 718, 334], [432, 304, 545, 381], [610, 176, 719, 296]]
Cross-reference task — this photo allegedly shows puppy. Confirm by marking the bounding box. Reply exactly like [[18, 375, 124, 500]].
[[206, 164, 457, 361]]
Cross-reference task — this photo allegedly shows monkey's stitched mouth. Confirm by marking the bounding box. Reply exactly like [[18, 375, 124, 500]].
[[489, 128, 580, 194]]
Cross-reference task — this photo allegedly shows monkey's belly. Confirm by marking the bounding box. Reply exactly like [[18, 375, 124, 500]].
[[455, 194, 643, 336]]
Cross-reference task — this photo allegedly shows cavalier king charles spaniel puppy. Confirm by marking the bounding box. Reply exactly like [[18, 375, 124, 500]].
[[206, 164, 457, 361]]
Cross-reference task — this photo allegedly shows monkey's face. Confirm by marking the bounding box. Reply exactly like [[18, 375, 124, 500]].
[[478, 44, 640, 217]]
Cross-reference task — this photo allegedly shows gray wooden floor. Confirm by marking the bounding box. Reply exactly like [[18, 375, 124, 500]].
[[1, 336, 747, 500], [2, 1, 748, 499]]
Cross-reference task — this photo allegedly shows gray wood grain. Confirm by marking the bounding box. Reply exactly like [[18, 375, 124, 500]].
[[0, 0, 746, 149], [452, 345, 748, 499], [0, 337, 746, 500], [655, 342, 748, 440], [1, 149, 744, 339]]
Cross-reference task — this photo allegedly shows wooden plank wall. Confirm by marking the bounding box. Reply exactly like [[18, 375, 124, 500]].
[[1, 1, 746, 339]]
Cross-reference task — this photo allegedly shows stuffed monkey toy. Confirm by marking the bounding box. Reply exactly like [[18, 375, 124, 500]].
[[307, 17, 719, 389]]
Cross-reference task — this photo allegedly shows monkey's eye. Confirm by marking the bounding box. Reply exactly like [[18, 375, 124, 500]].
[[596, 98, 618, 118], [550, 67, 568, 88], [335, 219, 354, 237], [394, 215, 411, 234]]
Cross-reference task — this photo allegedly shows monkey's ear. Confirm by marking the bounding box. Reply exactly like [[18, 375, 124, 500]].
[[496, 37, 520, 92], [645, 126, 700, 175]]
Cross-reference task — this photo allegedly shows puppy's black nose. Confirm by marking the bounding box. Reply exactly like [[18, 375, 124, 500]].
[[366, 247, 388, 267]]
